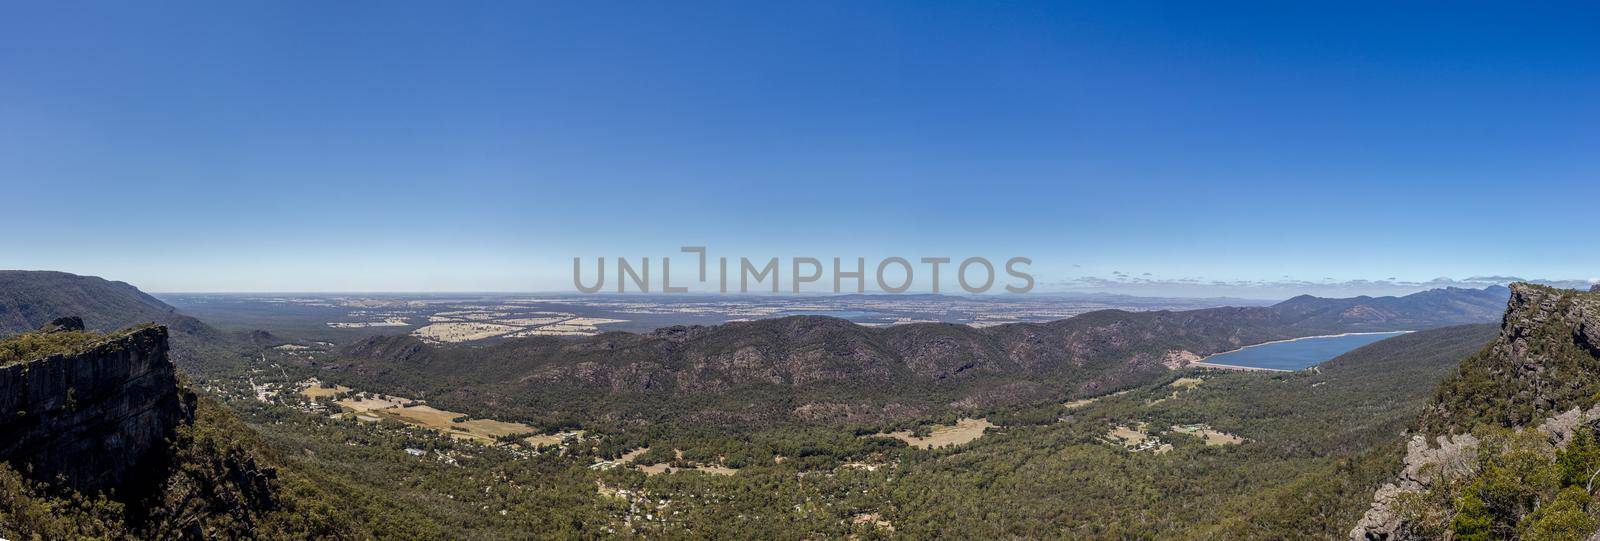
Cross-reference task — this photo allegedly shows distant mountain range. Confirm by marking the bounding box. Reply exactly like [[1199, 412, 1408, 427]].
[[0, 270, 1515, 424], [1270, 285, 1511, 332], [323, 281, 1512, 425]]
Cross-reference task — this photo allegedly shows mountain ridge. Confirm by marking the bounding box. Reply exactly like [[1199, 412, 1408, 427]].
[[0, 271, 251, 376], [323, 284, 1511, 426]]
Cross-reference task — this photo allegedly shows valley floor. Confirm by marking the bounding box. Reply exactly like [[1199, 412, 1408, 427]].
[[206, 323, 1495, 539]]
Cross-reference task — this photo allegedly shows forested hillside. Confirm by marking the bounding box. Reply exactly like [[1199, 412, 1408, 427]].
[[0, 271, 254, 376], [320, 285, 1507, 429], [0, 323, 362, 538]]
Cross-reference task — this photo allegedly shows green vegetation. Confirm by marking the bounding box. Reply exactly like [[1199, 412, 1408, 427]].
[[1427, 292, 1600, 434], [0, 330, 106, 366], [1, 397, 361, 539], [0, 466, 128, 539], [0, 314, 1503, 539], [0, 271, 256, 377], [230, 399, 618, 539], [1394, 426, 1600, 540], [1362, 285, 1600, 539], [0, 269, 1535, 539], [209, 324, 1496, 539]]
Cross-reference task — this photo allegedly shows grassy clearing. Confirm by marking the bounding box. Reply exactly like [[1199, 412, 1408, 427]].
[[876, 418, 995, 449], [370, 404, 534, 443], [633, 449, 738, 476], [330, 392, 534, 443], [523, 430, 586, 447], [410, 322, 519, 343], [299, 379, 352, 400], [1169, 377, 1204, 389], [1148, 376, 1208, 405], [1105, 423, 1173, 454], [335, 394, 409, 412], [1171, 424, 1244, 445], [1065, 390, 1132, 410]]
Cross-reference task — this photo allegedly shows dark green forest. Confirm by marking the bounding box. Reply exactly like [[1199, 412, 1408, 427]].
[[172, 325, 1502, 538]]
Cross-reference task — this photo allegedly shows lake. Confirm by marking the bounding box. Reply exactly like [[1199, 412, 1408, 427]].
[[1200, 331, 1409, 371]]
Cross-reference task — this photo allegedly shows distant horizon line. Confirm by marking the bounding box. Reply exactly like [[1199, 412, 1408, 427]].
[[2, 268, 1557, 302], [143, 285, 1510, 302], [147, 289, 1281, 299]]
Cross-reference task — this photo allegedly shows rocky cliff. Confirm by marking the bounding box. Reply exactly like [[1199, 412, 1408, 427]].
[[1421, 282, 1600, 433], [1350, 283, 1600, 539], [0, 322, 193, 494]]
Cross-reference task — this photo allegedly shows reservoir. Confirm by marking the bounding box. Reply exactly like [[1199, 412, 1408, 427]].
[[1200, 331, 1409, 371]]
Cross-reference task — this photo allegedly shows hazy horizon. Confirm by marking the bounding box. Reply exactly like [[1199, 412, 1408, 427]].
[[120, 274, 1592, 301]]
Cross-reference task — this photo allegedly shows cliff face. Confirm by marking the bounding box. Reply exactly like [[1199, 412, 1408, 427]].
[[0, 324, 193, 494], [1420, 283, 1600, 433], [1350, 284, 1600, 540]]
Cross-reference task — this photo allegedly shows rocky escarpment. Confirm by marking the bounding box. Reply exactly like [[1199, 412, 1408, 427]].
[[1350, 284, 1600, 540], [0, 322, 193, 494], [1350, 405, 1600, 540], [1421, 283, 1600, 433], [1350, 432, 1481, 540]]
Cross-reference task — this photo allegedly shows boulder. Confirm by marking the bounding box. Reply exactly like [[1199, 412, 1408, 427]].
[[38, 315, 84, 333]]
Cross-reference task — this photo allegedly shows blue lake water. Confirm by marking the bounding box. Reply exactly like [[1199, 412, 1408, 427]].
[[1201, 332, 1409, 370]]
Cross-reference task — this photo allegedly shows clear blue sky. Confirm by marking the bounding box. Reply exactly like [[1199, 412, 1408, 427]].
[[2, 2, 1597, 295]]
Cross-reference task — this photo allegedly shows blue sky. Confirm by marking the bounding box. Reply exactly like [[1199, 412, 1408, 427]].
[[2, 2, 1597, 295]]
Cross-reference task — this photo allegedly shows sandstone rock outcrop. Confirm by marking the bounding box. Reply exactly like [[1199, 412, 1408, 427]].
[[1350, 433, 1481, 540], [1351, 283, 1600, 539], [0, 324, 193, 494], [1418, 283, 1600, 431], [1350, 404, 1600, 540]]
